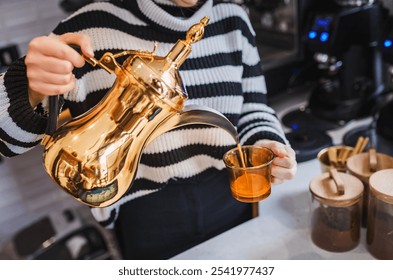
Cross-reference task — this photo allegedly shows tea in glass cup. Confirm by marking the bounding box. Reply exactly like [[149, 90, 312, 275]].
[[223, 145, 275, 203]]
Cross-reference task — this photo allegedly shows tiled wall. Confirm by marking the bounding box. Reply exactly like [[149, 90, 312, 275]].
[[0, 0, 67, 55]]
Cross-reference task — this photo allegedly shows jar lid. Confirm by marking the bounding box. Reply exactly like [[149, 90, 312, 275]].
[[369, 169, 393, 204], [309, 172, 363, 206], [347, 152, 393, 181]]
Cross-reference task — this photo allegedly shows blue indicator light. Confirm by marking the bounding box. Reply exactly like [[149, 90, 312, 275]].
[[315, 18, 332, 28], [291, 123, 299, 131], [308, 31, 317, 39], [320, 32, 329, 42], [384, 39, 392, 48]]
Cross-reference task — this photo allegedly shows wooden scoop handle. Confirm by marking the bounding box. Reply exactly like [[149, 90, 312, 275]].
[[328, 148, 337, 167], [329, 168, 345, 195], [369, 146, 377, 173]]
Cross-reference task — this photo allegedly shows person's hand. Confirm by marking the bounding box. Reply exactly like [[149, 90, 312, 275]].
[[254, 139, 297, 185], [25, 33, 94, 107]]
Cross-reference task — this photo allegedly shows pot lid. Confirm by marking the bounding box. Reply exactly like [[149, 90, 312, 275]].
[[347, 152, 393, 179], [369, 169, 393, 203]]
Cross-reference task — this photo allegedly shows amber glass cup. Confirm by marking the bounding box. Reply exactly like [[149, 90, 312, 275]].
[[223, 145, 275, 203]]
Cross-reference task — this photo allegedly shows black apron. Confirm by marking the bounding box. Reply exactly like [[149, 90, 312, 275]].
[[114, 168, 253, 259]]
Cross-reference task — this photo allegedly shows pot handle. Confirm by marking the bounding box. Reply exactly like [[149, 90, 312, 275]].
[[45, 95, 63, 135], [44, 44, 118, 136]]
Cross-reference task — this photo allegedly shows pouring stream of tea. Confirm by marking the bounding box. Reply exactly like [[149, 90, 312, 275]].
[[237, 143, 247, 168], [236, 143, 250, 191]]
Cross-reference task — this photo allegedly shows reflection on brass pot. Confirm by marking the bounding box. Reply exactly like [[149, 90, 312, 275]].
[[41, 17, 239, 207]]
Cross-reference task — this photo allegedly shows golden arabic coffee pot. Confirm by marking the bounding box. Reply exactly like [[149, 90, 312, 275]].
[[41, 17, 239, 207]]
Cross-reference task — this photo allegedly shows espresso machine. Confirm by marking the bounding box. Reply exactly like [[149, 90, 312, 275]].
[[376, 19, 393, 146], [282, 0, 386, 161], [306, 0, 384, 122], [343, 13, 393, 156]]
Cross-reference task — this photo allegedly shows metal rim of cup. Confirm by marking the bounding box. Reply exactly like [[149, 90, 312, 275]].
[[223, 145, 275, 170]]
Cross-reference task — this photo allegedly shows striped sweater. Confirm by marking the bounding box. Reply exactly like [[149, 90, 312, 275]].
[[0, 0, 288, 227]]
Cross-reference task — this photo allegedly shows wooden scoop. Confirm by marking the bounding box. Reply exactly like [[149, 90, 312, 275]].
[[352, 136, 369, 155], [329, 167, 345, 195], [369, 146, 377, 173], [339, 148, 351, 166], [328, 147, 338, 167]]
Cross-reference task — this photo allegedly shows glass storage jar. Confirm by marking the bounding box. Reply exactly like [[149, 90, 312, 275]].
[[309, 170, 363, 252], [347, 149, 393, 227], [367, 169, 393, 259]]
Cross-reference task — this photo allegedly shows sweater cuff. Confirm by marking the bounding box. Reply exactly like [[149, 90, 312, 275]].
[[4, 57, 48, 134]]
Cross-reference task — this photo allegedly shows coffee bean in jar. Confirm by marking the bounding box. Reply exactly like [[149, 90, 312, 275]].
[[309, 170, 363, 252], [367, 169, 393, 259]]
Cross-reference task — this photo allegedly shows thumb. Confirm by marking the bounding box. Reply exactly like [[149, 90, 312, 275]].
[[255, 139, 287, 158]]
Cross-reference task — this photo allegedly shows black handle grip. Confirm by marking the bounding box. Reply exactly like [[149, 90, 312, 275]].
[[45, 96, 59, 135], [45, 45, 79, 135], [69, 44, 82, 55]]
